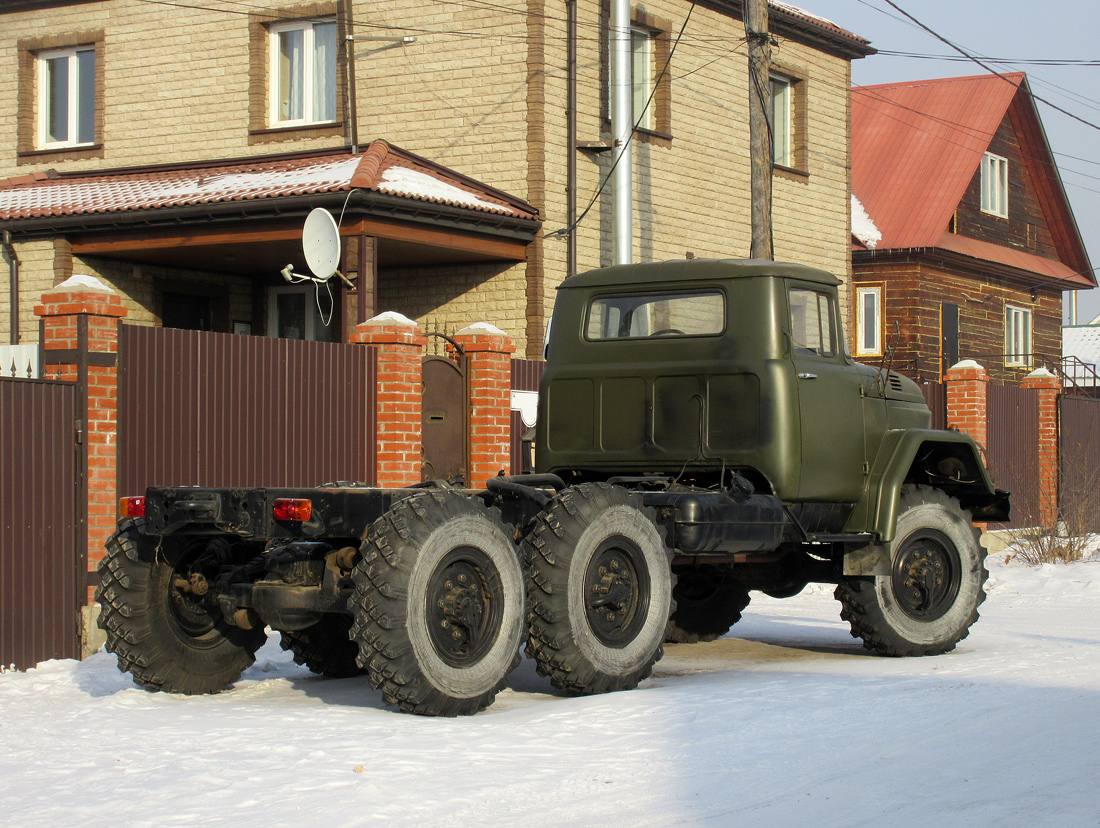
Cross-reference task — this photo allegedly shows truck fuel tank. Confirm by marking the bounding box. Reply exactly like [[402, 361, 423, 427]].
[[643, 491, 786, 554]]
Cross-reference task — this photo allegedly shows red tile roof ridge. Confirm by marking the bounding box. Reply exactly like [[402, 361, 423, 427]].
[[350, 139, 392, 190]]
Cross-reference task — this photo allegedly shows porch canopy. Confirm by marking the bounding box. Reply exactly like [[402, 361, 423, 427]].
[[0, 140, 539, 326]]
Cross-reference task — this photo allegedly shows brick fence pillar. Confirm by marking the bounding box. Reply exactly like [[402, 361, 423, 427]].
[[1021, 367, 1060, 527], [33, 275, 127, 587], [350, 312, 426, 488], [453, 323, 515, 489], [944, 360, 989, 450]]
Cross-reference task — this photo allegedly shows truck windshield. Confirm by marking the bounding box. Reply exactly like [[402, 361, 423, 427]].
[[585, 290, 724, 340]]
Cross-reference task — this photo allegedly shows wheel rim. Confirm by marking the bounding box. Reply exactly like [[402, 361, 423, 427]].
[[426, 546, 504, 667], [584, 536, 651, 648], [891, 529, 962, 621]]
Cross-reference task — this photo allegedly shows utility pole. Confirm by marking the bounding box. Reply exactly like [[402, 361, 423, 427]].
[[745, 0, 773, 260]]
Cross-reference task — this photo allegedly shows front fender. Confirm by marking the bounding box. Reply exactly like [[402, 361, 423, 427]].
[[844, 429, 1004, 542]]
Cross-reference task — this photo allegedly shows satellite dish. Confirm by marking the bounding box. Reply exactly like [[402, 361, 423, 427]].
[[302, 208, 341, 280]]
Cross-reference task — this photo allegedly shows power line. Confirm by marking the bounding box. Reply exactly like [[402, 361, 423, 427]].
[[877, 50, 1100, 67]]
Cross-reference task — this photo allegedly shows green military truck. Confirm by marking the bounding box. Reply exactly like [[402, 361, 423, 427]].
[[98, 259, 1008, 716]]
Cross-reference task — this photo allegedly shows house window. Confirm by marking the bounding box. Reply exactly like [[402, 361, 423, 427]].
[[38, 46, 95, 148], [981, 152, 1009, 218], [269, 19, 337, 127], [771, 75, 792, 167], [789, 287, 835, 357], [1005, 304, 1032, 367], [855, 286, 883, 357], [631, 27, 654, 131], [267, 285, 336, 342]]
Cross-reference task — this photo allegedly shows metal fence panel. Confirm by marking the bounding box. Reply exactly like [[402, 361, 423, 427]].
[[921, 382, 946, 431], [1059, 396, 1100, 534], [119, 327, 376, 498], [0, 378, 81, 669], [986, 383, 1040, 528]]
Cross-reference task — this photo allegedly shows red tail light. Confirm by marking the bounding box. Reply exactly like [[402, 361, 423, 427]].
[[119, 497, 146, 519], [273, 498, 312, 522]]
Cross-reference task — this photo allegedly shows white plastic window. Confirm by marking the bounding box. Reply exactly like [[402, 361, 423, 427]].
[[981, 152, 1009, 218], [270, 20, 337, 126], [631, 27, 654, 130], [856, 286, 882, 356], [1005, 304, 1032, 367], [770, 75, 791, 167], [39, 46, 95, 148]]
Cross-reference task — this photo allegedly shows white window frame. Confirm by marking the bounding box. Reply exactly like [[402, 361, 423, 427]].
[[38, 46, 95, 149], [269, 19, 338, 128], [1005, 304, 1032, 368], [981, 152, 1009, 218], [770, 74, 792, 168], [267, 285, 335, 342], [855, 285, 883, 357], [631, 26, 654, 131]]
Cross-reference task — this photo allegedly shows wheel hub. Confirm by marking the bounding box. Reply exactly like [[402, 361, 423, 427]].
[[427, 547, 503, 667], [584, 539, 650, 647], [892, 529, 961, 621]]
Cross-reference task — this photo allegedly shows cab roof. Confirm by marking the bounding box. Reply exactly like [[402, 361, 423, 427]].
[[558, 259, 841, 289]]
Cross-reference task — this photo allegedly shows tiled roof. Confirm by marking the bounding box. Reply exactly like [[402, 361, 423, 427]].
[[0, 140, 538, 223], [770, 1, 871, 49]]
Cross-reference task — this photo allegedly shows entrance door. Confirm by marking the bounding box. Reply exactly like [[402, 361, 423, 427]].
[[941, 302, 959, 379], [421, 355, 468, 482]]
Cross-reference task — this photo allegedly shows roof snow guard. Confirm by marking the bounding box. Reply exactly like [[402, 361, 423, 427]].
[[0, 140, 539, 232]]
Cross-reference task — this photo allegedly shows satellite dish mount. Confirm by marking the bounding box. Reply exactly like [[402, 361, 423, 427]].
[[280, 208, 355, 288]]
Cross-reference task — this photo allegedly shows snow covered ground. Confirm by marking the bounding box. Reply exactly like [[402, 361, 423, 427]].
[[3, 555, 1099, 828]]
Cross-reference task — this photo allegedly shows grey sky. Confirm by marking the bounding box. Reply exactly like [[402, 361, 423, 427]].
[[799, 0, 1100, 323]]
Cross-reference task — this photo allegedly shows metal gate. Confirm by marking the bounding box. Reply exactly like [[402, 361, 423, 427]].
[[0, 377, 82, 669], [986, 383, 1040, 528], [118, 326, 377, 497], [422, 354, 468, 482]]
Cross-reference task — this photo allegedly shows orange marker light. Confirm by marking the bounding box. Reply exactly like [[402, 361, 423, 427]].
[[119, 497, 146, 519], [273, 498, 312, 522]]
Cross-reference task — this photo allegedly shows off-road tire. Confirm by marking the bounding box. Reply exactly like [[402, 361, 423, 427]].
[[95, 519, 266, 694], [666, 567, 751, 643], [524, 483, 674, 695], [348, 491, 526, 716], [279, 614, 365, 678], [835, 485, 986, 656]]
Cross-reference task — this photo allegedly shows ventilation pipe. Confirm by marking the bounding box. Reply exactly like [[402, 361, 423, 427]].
[[611, 0, 632, 265]]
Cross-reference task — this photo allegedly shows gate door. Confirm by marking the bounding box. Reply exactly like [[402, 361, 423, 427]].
[[422, 355, 468, 482]]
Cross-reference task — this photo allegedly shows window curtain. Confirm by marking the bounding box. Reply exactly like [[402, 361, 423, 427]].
[[312, 22, 337, 122], [76, 49, 95, 144], [279, 28, 305, 121]]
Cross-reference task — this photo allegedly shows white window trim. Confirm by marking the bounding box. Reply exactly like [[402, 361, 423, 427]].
[[268, 19, 337, 128], [981, 151, 1009, 218], [770, 74, 792, 168], [38, 46, 94, 149], [1005, 304, 1032, 368], [631, 26, 654, 131], [855, 285, 883, 357]]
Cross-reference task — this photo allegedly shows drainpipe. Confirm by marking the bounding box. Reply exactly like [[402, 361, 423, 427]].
[[611, 0, 632, 265], [2, 230, 18, 345], [344, 0, 359, 154], [566, 0, 577, 278]]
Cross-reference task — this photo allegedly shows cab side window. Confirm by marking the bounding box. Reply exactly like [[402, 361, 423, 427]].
[[789, 288, 835, 357]]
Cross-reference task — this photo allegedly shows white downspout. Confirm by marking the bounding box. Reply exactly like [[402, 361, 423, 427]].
[[611, 0, 632, 265]]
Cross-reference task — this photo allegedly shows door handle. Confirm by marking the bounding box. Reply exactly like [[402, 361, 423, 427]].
[[797, 372, 818, 380]]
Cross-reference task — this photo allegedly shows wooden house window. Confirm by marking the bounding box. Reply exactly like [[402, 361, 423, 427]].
[[1005, 304, 1032, 368], [981, 152, 1009, 218], [855, 285, 883, 357]]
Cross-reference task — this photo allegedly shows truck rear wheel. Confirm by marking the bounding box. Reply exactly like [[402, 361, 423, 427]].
[[348, 491, 526, 716], [666, 567, 751, 643], [524, 483, 674, 695], [96, 519, 266, 694], [279, 614, 365, 678], [835, 485, 986, 656]]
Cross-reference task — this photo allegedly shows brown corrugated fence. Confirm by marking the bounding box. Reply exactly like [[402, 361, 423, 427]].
[[118, 326, 377, 497], [0, 378, 82, 669], [986, 383, 1040, 528]]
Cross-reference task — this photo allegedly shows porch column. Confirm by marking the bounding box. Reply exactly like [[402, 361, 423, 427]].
[[453, 323, 515, 489], [1021, 367, 1060, 527], [944, 359, 989, 451], [350, 312, 426, 488], [33, 275, 127, 584]]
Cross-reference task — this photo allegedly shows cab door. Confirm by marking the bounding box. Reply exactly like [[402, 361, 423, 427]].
[[787, 284, 867, 502]]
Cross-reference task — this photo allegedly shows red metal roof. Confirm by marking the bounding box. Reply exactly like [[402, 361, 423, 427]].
[[0, 140, 538, 223], [853, 73, 1024, 250]]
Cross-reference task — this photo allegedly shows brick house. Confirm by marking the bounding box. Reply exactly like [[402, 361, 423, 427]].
[[849, 73, 1095, 384], [1, 0, 873, 358]]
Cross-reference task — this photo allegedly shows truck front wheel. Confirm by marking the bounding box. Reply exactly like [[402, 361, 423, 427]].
[[835, 485, 986, 656], [348, 491, 526, 716], [524, 483, 674, 695], [96, 519, 267, 694], [666, 567, 751, 643]]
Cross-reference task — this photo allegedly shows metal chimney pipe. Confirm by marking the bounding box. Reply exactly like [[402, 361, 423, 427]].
[[611, 0, 632, 265]]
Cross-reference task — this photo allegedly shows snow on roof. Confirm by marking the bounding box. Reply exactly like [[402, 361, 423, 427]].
[[1063, 325, 1100, 369], [770, 1, 838, 29], [379, 168, 514, 215], [851, 194, 881, 249]]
